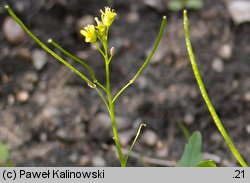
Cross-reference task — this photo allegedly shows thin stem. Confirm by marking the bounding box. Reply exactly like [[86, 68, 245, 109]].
[[103, 38, 125, 166], [94, 80, 107, 93], [95, 43, 105, 58], [95, 87, 111, 115], [48, 39, 96, 81], [183, 10, 248, 167], [48, 39, 106, 92], [124, 123, 146, 165], [5, 5, 111, 115], [112, 16, 167, 103], [4, 5, 94, 88]]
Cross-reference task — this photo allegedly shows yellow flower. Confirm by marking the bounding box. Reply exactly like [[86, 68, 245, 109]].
[[95, 17, 106, 34], [80, 25, 97, 43], [100, 7, 117, 27]]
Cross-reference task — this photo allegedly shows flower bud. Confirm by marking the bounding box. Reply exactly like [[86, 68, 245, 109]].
[[110, 46, 115, 56], [100, 7, 117, 27]]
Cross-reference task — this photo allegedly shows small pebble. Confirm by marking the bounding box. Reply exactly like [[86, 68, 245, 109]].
[[143, 0, 166, 12], [17, 48, 32, 61], [212, 58, 224, 73], [32, 49, 48, 70], [23, 71, 38, 83], [137, 76, 149, 90], [183, 113, 194, 125], [116, 116, 131, 131], [119, 130, 134, 146], [140, 129, 158, 146], [56, 129, 67, 139], [77, 15, 94, 30], [89, 113, 111, 133], [43, 107, 60, 119], [155, 141, 169, 158], [210, 132, 222, 143], [33, 92, 47, 106], [8, 95, 15, 105], [69, 153, 78, 163], [3, 16, 26, 44], [228, 1, 250, 24], [126, 11, 140, 24], [219, 44, 232, 60], [16, 91, 29, 103], [243, 92, 250, 102], [246, 125, 250, 134], [92, 156, 106, 167], [202, 152, 222, 163], [39, 132, 47, 142], [79, 155, 91, 166]]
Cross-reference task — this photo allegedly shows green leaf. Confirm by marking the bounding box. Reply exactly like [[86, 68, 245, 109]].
[[196, 160, 217, 167], [186, 0, 203, 9], [177, 131, 202, 167], [168, 0, 184, 11], [0, 142, 9, 164]]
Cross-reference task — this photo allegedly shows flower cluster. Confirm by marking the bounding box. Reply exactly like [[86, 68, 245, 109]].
[[80, 7, 117, 43]]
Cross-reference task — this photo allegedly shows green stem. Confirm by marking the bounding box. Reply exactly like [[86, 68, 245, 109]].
[[48, 39, 107, 92], [183, 10, 248, 167], [124, 123, 146, 164], [48, 39, 95, 80], [112, 16, 167, 103], [4, 5, 93, 87], [103, 38, 125, 167], [5, 5, 111, 115]]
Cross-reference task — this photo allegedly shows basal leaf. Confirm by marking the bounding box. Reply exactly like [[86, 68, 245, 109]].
[[168, 0, 183, 11], [196, 160, 217, 167], [177, 131, 202, 167], [0, 142, 9, 164], [186, 0, 203, 9]]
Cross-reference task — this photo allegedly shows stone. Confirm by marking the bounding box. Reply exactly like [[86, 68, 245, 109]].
[[227, 1, 250, 24], [140, 129, 158, 146], [210, 132, 223, 143], [212, 58, 224, 73], [77, 15, 94, 31], [155, 141, 169, 157], [32, 49, 48, 70], [202, 152, 221, 163], [219, 44, 232, 60], [246, 125, 250, 134], [143, 0, 166, 12], [16, 91, 29, 103], [68, 153, 78, 163], [126, 11, 140, 24], [119, 130, 135, 146], [116, 116, 131, 131], [183, 113, 194, 125], [90, 113, 131, 133], [3, 16, 26, 44], [17, 48, 32, 61], [243, 92, 250, 102], [89, 113, 111, 133], [23, 71, 38, 83], [137, 76, 149, 90], [92, 155, 106, 167], [33, 92, 47, 106], [79, 155, 91, 166]]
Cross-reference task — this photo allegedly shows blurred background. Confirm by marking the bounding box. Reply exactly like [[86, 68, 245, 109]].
[[0, 0, 249, 166]]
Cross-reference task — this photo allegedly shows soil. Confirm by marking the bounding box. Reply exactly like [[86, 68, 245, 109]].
[[0, 0, 249, 166]]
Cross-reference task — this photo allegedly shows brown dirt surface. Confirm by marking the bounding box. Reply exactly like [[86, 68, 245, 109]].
[[0, 0, 249, 166]]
